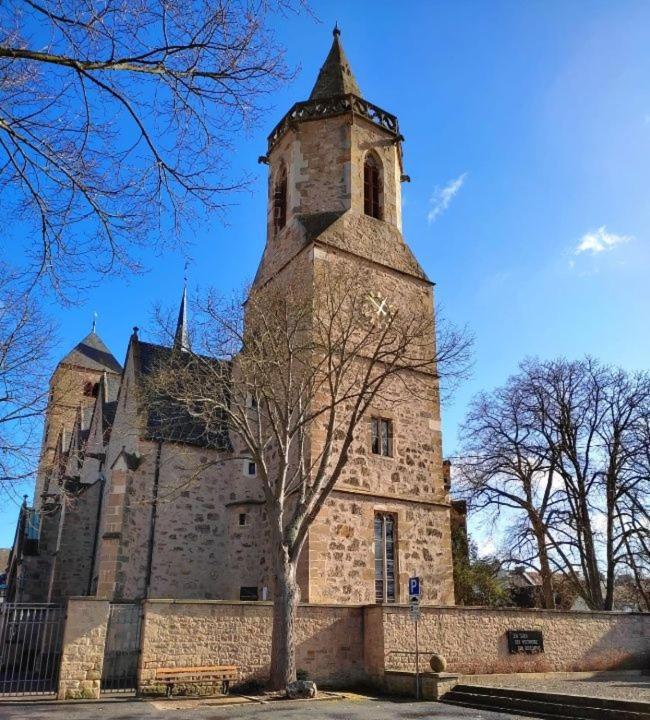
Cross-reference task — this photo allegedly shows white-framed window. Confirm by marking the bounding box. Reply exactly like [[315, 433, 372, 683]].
[[243, 459, 257, 476]]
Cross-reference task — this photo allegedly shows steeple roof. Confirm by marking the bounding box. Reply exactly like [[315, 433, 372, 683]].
[[173, 286, 190, 353], [59, 331, 122, 374], [309, 25, 361, 100]]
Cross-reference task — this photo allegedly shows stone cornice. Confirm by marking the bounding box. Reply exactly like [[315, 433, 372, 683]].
[[332, 485, 450, 508]]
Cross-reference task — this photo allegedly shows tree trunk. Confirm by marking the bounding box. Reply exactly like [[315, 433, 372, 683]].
[[269, 548, 299, 690], [532, 519, 555, 609]]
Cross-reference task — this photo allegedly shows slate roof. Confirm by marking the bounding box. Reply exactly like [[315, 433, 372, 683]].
[[102, 373, 120, 431], [309, 27, 362, 100], [59, 331, 122, 374], [135, 340, 231, 450]]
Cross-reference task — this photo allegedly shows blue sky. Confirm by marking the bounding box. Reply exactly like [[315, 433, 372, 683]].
[[2, 0, 649, 548]]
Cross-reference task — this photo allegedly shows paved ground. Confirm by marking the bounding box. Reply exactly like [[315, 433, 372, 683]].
[[467, 670, 650, 703], [0, 695, 534, 720]]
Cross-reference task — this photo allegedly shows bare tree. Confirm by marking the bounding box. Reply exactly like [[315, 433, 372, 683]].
[[0, 266, 55, 497], [0, 0, 296, 296], [458, 376, 560, 608], [459, 357, 650, 611], [144, 268, 472, 688]]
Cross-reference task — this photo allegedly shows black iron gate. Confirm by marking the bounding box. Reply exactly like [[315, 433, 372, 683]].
[[0, 603, 65, 696], [101, 603, 142, 694]]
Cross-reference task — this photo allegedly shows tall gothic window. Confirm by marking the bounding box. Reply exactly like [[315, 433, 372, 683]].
[[364, 154, 382, 220], [375, 513, 396, 603], [371, 416, 393, 457], [273, 164, 287, 233]]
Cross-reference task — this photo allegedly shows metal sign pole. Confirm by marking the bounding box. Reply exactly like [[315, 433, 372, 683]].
[[415, 614, 420, 700]]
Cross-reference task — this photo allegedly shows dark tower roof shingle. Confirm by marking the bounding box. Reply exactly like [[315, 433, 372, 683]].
[[59, 331, 122, 374], [309, 27, 362, 100], [174, 286, 190, 353]]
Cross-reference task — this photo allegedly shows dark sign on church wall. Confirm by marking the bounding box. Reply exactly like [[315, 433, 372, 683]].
[[507, 630, 544, 654]]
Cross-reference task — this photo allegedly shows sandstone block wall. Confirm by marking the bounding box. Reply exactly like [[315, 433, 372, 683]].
[[372, 605, 650, 676], [57, 598, 110, 700], [138, 601, 366, 690]]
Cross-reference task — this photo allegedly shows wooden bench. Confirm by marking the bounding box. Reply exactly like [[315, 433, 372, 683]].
[[155, 665, 238, 696]]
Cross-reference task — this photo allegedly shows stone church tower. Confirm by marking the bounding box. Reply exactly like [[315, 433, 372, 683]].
[[254, 27, 454, 605], [35, 329, 122, 508], [7, 28, 455, 608]]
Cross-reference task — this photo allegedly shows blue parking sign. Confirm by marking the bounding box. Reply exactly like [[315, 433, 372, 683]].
[[408, 576, 421, 598]]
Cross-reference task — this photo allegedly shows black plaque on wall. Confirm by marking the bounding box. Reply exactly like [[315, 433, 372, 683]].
[[507, 630, 544, 654]]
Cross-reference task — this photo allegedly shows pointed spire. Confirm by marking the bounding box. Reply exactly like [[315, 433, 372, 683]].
[[92, 311, 97, 334], [309, 25, 361, 100], [173, 285, 190, 353]]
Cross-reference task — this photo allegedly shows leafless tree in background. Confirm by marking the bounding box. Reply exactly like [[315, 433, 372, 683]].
[[0, 267, 55, 495], [458, 376, 560, 609], [0, 0, 297, 297], [144, 269, 472, 688], [459, 357, 650, 611]]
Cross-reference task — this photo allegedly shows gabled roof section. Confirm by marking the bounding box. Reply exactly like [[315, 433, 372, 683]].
[[59, 331, 122, 374], [134, 340, 231, 450], [309, 26, 361, 100]]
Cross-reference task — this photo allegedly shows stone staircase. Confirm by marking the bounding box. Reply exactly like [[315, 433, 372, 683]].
[[440, 683, 650, 720]]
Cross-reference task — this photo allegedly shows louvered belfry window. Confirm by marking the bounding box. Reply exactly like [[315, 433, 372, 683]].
[[273, 165, 287, 232], [375, 513, 396, 603], [364, 154, 382, 219]]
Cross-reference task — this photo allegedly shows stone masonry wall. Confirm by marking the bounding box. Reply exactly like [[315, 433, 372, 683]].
[[57, 598, 110, 699], [50, 482, 102, 600], [374, 605, 650, 676], [139, 601, 365, 690]]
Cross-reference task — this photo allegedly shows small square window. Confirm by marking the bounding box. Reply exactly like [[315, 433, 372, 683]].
[[247, 461, 256, 476], [240, 586, 258, 601], [238, 513, 247, 526], [371, 417, 393, 457]]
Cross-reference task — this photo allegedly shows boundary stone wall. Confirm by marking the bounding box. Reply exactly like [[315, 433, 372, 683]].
[[57, 598, 109, 699], [370, 605, 650, 677], [138, 600, 365, 691], [54, 598, 649, 698]]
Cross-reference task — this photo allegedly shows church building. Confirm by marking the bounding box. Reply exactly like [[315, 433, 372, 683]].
[[6, 28, 457, 608]]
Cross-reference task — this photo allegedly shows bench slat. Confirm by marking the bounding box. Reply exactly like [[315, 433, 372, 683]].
[[156, 665, 236, 674]]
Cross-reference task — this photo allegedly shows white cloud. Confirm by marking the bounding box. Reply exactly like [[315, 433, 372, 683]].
[[574, 226, 632, 256], [427, 172, 467, 224], [476, 536, 496, 558]]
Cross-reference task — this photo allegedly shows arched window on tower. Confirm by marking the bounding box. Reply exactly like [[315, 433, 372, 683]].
[[273, 164, 287, 233], [364, 153, 383, 220], [83, 381, 99, 398]]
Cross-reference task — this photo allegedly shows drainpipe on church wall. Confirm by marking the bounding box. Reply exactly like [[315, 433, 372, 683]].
[[144, 441, 162, 599]]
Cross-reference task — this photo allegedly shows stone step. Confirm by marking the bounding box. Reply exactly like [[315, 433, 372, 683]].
[[442, 698, 583, 720], [441, 684, 650, 720], [451, 684, 650, 714]]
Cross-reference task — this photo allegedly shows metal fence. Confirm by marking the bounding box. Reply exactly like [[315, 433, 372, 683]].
[[101, 602, 142, 694], [0, 603, 65, 696]]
